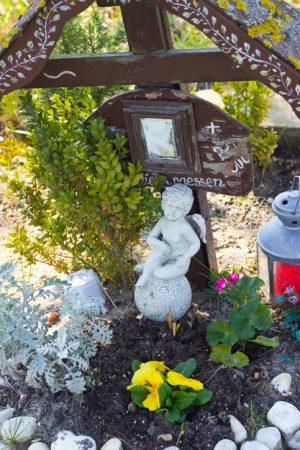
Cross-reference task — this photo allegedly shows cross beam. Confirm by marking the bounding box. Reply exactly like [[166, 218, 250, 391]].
[[26, 49, 251, 89]]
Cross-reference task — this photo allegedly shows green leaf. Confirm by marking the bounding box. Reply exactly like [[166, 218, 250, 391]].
[[230, 351, 249, 369], [206, 320, 238, 346], [231, 310, 256, 340], [252, 304, 273, 330], [158, 383, 172, 405], [237, 276, 264, 293], [165, 407, 181, 423], [210, 344, 249, 369], [173, 391, 197, 410], [231, 298, 262, 339], [249, 336, 279, 347], [130, 385, 148, 408], [173, 358, 196, 377], [193, 389, 213, 406], [132, 360, 141, 373]]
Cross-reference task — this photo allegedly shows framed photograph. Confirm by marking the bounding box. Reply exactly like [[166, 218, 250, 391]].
[[123, 100, 200, 175]]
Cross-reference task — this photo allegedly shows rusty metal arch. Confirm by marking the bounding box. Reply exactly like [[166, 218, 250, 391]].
[[0, 0, 299, 117]]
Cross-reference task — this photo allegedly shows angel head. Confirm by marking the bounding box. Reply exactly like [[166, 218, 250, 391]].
[[161, 184, 194, 221]]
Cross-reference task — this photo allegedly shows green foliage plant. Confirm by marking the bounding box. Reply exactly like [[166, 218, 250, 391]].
[[128, 358, 212, 423], [275, 287, 300, 341], [6, 89, 162, 288], [0, 262, 112, 395], [206, 271, 279, 369], [214, 81, 278, 175]]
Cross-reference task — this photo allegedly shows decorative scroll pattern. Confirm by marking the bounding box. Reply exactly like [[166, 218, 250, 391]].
[[0, 0, 299, 119], [155, 0, 300, 116], [0, 0, 90, 96]]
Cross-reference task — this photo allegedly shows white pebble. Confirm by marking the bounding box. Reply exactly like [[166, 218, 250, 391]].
[[0, 408, 15, 426], [28, 444, 50, 450], [267, 401, 300, 440], [241, 442, 270, 450], [271, 373, 292, 395], [228, 415, 247, 443], [0, 443, 9, 450], [214, 439, 237, 449], [51, 431, 97, 450], [1, 416, 36, 442], [288, 430, 300, 449], [255, 427, 282, 450], [100, 438, 123, 450]]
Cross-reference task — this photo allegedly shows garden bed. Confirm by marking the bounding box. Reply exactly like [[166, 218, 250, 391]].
[[0, 299, 298, 450], [1, 151, 300, 449]]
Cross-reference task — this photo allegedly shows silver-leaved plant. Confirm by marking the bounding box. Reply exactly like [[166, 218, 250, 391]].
[[0, 263, 112, 394]]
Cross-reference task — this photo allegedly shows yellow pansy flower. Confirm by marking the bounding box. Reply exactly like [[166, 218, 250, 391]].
[[128, 366, 164, 411], [167, 371, 204, 391], [140, 361, 169, 372]]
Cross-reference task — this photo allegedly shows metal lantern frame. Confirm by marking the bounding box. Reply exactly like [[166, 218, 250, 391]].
[[257, 176, 300, 301]]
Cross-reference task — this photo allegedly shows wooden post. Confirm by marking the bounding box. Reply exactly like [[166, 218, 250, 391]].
[[116, 2, 218, 285]]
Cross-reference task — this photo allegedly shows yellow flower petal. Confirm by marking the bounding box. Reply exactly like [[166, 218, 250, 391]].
[[167, 371, 204, 391], [132, 366, 164, 388], [140, 361, 169, 372], [143, 386, 161, 411]]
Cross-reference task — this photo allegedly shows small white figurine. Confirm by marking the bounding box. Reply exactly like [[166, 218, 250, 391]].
[[135, 183, 206, 287]]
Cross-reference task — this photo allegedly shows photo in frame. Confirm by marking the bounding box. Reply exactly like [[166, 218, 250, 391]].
[[122, 100, 200, 176]]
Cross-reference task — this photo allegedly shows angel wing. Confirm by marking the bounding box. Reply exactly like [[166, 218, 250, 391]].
[[186, 214, 207, 244]]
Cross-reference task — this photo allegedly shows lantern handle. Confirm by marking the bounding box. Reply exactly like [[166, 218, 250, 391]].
[[289, 176, 300, 214], [290, 175, 300, 192]]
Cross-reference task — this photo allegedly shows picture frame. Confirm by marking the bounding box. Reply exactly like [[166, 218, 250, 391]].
[[122, 100, 200, 175]]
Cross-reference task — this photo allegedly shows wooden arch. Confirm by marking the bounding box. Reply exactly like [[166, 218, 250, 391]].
[[0, 0, 299, 118]]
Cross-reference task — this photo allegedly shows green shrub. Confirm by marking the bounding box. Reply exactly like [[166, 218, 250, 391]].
[[214, 81, 278, 174], [54, 4, 129, 105], [6, 88, 162, 288]]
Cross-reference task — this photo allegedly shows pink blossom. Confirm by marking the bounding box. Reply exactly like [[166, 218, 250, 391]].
[[215, 277, 228, 291], [228, 273, 240, 287], [288, 295, 299, 305], [228, 273, 240, 282]]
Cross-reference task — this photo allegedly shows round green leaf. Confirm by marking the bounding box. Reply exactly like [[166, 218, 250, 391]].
[[206, 320, 238, 346], [253, 304, 273, 330]]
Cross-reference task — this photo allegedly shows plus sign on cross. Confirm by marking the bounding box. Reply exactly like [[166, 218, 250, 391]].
[[206, 121, 220, 134]]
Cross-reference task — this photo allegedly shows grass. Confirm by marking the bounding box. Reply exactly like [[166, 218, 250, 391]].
[[245, 400, 266, 439]]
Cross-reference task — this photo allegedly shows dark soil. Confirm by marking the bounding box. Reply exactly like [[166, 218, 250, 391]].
[[1, 297, 300, 450]]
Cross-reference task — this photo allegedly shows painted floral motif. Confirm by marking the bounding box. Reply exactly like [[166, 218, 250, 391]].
[[0, 0, 299, 119], [162, 0, 300, 115], [0, 0, 91, 96]]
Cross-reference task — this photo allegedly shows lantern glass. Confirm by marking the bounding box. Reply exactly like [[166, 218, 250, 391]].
[[274, 261, 300, 299], [257, 242, 300, 301], [257, 245, 270, 298]]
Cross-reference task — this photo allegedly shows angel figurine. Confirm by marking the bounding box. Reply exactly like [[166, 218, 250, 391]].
[[135, 183, 206, 287]]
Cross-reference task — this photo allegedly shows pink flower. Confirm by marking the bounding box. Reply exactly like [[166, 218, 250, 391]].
[[288, 295, 299, 305], [228, 273, 240, 288], [228, 273, 240, 282], [215, 277, 228, 291]]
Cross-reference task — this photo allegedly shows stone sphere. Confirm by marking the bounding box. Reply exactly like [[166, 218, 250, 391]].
[[134, 276, 192, 322]]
